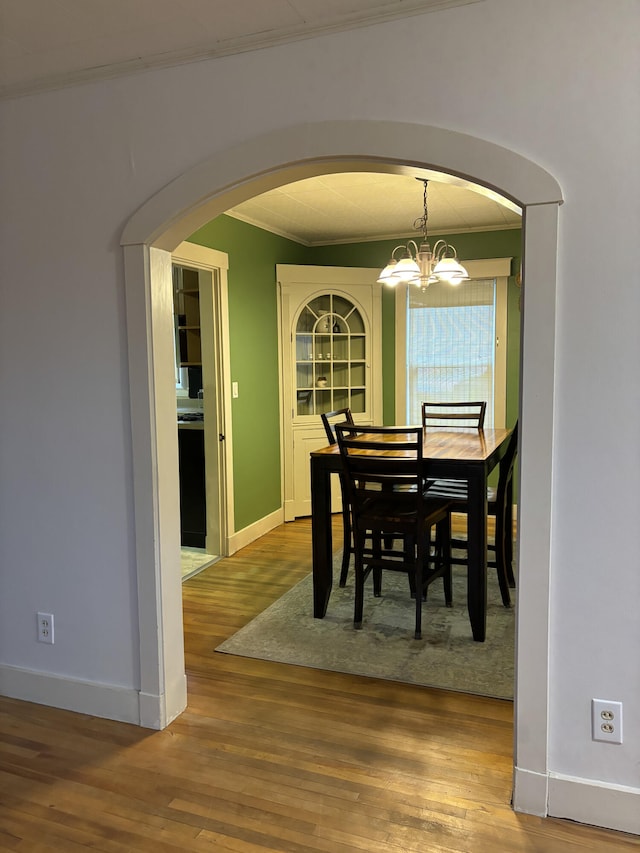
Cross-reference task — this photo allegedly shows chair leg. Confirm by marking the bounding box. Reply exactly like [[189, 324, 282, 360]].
[[504, 482, 516, 588], [440, 515, 453, 607], [373, 568, 383, 597], [494, 507, 512, 607], [339, 502, 351, 588], [372, 533, 383, 597], [414, 544, 424, 640], [404, 535, 417, 597], [424, 519, 451, 605], [353, 531, 365, 629]]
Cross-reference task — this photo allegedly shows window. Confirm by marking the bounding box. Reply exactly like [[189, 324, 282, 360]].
[[395, 258, 511, 428]]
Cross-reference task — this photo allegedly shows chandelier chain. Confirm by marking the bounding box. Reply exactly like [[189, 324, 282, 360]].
[[413, 179, 429, 242]]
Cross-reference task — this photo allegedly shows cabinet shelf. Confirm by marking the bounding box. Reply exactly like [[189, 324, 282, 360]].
[[294, 294, 368, 416], [173, 266, 203, 396], [174, 268, 201, 368]]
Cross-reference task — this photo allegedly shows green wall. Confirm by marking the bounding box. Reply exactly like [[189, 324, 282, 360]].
[[188, 215, 522, 531], [188, 216, 307, 531]]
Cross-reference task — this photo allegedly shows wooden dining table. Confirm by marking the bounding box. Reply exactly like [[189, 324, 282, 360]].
[[309, 427, 512, 642]]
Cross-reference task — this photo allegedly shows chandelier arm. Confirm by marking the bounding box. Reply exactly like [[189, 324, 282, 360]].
[[390, 244, 408, 260], [431, 239, 448, 260]]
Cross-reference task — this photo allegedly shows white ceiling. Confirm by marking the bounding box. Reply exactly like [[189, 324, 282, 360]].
[[226, 171, 521, 245], [0, 0, 518, 242]]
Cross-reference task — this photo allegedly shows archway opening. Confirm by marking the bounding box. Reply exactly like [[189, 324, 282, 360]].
[[122, 120, 562, 817]]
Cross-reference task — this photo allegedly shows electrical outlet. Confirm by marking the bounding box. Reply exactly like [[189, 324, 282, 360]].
[[37, 611, 55, 644], [592, 699, 623, 743]]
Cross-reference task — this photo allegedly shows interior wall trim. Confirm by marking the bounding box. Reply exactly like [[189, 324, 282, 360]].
[[548, 774, 640, 836], [0, 663, 141, 726]]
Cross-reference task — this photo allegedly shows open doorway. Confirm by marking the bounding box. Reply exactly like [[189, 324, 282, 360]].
[[170, 241, 234, 580], [121, 119, 562, 818]]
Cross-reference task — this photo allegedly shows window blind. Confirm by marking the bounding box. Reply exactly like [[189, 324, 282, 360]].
[[405, 278, 497, 426]]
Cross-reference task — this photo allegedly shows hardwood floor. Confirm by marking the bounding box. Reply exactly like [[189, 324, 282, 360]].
[[0, 518, 637, 851]]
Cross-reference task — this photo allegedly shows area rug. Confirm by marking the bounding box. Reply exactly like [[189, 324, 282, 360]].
[[216, 553, 515, 700]]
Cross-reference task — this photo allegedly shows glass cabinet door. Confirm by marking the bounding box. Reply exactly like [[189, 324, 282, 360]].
[[295, 293, 366, 416]]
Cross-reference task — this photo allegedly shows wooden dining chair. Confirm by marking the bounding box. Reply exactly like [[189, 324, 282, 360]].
[[335, 424, 452, 640], [321, 408, 402, 588], [421, 401, 487, 430], [320, 408, 356, 587], [426, 421, 519, 606], [421, 400, 486, 561]]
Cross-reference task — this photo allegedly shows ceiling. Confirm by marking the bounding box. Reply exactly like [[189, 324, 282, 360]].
[[0, 0, 483, 100], [226, 171, 521, 246], [0, 0, 518, 242]]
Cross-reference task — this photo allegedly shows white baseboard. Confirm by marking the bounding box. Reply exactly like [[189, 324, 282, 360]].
[[513, 766, 549, 816], [514, 765, 640, 835], [139, 672, 187, 730], [283, 499, 297, 523], [0, 663, 188, 730], [0, 662, 140, 724], [548, 773, 640, 836], [226, 507, 284, 555]]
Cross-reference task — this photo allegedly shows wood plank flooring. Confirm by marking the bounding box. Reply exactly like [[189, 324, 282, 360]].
[[0, 517, 637, 851]]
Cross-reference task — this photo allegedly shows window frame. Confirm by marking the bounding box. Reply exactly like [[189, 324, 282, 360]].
[[394, 257, 512, 428]]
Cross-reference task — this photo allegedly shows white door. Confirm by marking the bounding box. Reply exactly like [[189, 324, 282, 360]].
[[278, 265, 383, 520]]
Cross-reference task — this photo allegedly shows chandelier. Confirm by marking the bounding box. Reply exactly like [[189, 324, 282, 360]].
[[377, 179, 469, 287]]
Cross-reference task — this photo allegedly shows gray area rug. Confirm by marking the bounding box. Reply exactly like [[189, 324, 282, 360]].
[[216, 553, 515, 700]]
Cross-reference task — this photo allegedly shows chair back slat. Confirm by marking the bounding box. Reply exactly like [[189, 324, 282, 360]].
[[321, 407, 354, 445], [421, 401, 487, 430]]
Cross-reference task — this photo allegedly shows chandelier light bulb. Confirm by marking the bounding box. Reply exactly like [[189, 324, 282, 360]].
[[432, 256, 469, 284], [377, 259, 399, 284], [392, 257, 420, 283]]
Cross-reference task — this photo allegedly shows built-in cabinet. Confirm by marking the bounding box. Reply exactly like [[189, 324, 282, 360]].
[[174, 266, 202, 368], [278, 265, 383, 520], [295, 293, 367, 416], [174, 265, 204, 402]]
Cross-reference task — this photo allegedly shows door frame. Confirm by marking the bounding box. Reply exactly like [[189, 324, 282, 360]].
[[121, 119, 562, 820], [171, 241, 234, 554]]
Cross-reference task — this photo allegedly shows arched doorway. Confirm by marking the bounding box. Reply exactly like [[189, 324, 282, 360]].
[[121, 119, 562, 817]]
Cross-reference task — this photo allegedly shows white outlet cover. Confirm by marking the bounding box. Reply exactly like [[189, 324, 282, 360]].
[[592, 698, 623, 744]]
